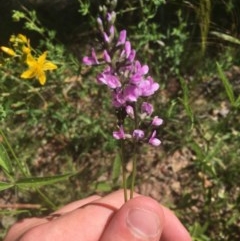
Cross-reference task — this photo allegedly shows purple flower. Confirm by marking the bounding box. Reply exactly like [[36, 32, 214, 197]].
[[112, 89, 126, 108], [82, 49, 99, 65], [139, 76, 159, 97], [117, 30, 127, 46], [128, 49, 136, 62], [129, 62, 149, 84], [126, 105, 134, 118], [103, 50, 111, 63], [124, 41, 131, 58], [121, 41, 131, 59], [103, 32, 110, 43], [113, 125, 125, 139], [141, 102, 154, 116], [152, 116, 163, 126], [133, 129, 144, 140], [124, 84, 141, 102], [97, 67, 121, 89], [149, 130, 161, 146]]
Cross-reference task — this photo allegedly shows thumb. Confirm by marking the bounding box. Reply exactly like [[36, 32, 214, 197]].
[[100, 196, 164, 241]]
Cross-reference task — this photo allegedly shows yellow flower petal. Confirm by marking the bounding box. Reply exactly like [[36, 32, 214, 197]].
[[1, 46, 16, 56], [26, 53, 36, 65], [21, 68, 36, 79], [17, 34, 28, 44], [38, 52, 47, 65], [22, 46, 31, 54], [38, 72, 46, 85], [43, 62, 57, 71]]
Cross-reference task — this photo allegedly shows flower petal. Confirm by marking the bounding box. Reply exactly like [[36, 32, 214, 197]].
[[38, 71, 46, 85], [43, 62, 57, 71], [20, 68, 36, 79]]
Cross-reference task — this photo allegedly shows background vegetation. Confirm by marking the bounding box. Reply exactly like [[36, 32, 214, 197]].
[[0, 0, 240, 240]]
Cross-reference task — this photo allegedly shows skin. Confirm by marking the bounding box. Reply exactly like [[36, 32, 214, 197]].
[[4, 190, 192, 241]]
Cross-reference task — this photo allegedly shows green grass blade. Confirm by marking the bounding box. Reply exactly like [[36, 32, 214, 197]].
[[0, 143, 13, 174], [210, 31, 240, 45], [0, 182, 14, 191], [179, 77, 194, 125], [16, 173, 74, 189], [216, 62, 235, 106]]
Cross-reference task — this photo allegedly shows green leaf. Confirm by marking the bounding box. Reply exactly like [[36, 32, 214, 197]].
[[0, 144, 13, 173], [179, 77, 194, 125], [235, 95, 240, 107], [0, 182, 14, 191], [216, 62, 235, 106], [16, 173, 74, 189], [210, 31, 240, 45]]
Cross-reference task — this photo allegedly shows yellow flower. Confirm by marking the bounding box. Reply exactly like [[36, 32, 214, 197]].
[[0, 46, 16, 56], [17, 34, 28, 44], [10, 34, 28, 44], [21, 51, 57, 85], [22, 46, 31, 55]]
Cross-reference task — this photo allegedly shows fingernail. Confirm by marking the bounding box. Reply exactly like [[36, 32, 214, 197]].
[[126, 208, 161, 239]]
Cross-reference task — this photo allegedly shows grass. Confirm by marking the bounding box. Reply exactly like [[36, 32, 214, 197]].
[[0, 1, 240, 240]]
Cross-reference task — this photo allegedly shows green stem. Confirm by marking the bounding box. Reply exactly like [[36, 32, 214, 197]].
[[130, 103, 138, 199], [120, 139, 128, 202], [36, 188, 57, 210], [130, 141, 137, 199]]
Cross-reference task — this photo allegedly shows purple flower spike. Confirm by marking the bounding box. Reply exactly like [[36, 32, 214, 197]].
[[149, 130, 161, 146], [82, 48, 99, 65], [141, 102, 154, 115], [117, 30, 127, 46], [152, 116, 163, 126], [133, 129, 144, 140], [113, 125, 125, 139]]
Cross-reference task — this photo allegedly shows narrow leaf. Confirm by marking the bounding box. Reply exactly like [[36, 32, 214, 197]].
[[16, 173, 74, 188], [216, 62, 235, 105], [210, 31, 240, 45], [0, 182, 14, 191], [179, 77, 194, 124], [0, 144, 13, 173]]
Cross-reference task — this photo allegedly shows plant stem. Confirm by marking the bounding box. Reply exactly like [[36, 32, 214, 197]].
[[130, 141, 137, 199], [130, 103, 138, 199], [0, 129, 27, 176], [120, 139, 128, 202]]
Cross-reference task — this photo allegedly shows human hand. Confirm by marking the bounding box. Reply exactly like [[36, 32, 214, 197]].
[[4, 190, 192, 241]]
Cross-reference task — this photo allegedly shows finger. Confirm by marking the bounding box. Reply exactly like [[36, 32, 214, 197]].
[[52, 194, 101, 214], [100, 195, 164, 241], [3, 195, 101, 241], [16, 190, 138, 241], [160, 207, 192, 241]]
